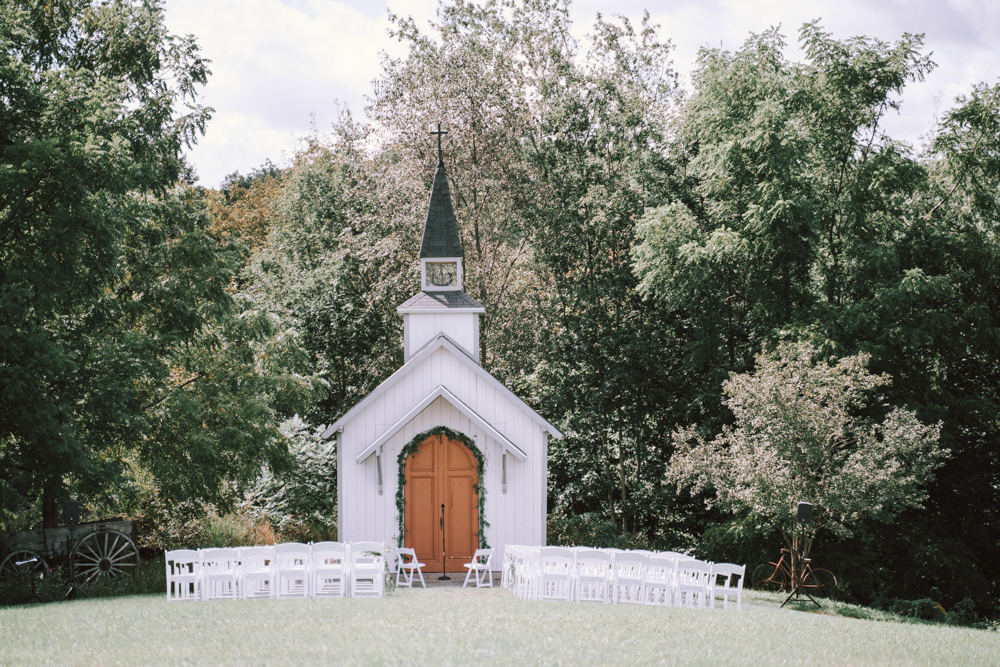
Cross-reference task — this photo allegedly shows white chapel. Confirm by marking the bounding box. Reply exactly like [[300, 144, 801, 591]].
[[321, 149, 562, 572]]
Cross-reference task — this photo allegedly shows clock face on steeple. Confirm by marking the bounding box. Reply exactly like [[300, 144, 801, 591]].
[[426, 261, 458, 288]]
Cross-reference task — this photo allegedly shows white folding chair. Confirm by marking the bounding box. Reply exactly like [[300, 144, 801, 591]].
[[239, 546, 274, 599], [538, 547, 574, 601], [574, 549, 611, 603], [675, 560, 713, 608], [462, 548, 493, 588], [201, 548, 239, 600], [710, 563, 745, 610], [350, 541, 386, 598], [274, 542, 310, 599], [611, 552, 647, 604], [311, 541, 347, 597], [165, 549, 200, 602], [644, 555, 677, 607], [396, 547, 426, 588], [510, 547, 531, 599]]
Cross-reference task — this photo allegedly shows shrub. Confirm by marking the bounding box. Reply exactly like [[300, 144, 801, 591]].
[[891, 597, 947, 622], [195, 513, 276, 549]]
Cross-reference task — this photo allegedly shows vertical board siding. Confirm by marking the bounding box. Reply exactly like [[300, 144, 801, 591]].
[[338, 345, 550, 566], [406, 313, 478, 359]]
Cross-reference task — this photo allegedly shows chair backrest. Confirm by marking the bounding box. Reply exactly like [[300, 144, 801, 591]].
[[645, 555, 676, 583], [677, 559, 712, 584], [351, 541, 386, 565], [711, 563, 745, 588], [274, 542, 309, 569], [470, 548, 492, 566], [396, 546, 418, 565], [574, 549, 611, 577], [201, 548, 238, 572], [166, 549, 199, 575], [239, 546, 274, 567], [311, 541, 346, 569], [240, 546, 274, 557], [613, 552, 648, 580], [539, 547, 573, 573]]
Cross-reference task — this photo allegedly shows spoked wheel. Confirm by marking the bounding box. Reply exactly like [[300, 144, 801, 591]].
[[0, 549, 49, 583], [751, 563, 787, 592], [71, 529, 139, 589], [802, 568, 838, 596]]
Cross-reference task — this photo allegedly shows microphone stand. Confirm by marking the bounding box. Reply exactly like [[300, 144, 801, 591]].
[[438, 503, 450, 580]]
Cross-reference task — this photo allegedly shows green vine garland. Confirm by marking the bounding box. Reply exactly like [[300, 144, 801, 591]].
[[395, 426, 489, 549]]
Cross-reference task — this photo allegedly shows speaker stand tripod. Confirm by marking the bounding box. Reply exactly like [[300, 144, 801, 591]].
[[14, 557, 42, 604], [64, 546, 89, 600]]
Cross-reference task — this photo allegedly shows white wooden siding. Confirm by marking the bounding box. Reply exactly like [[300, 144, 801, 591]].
[[337, 346, 548, 567], [405, 313, 479, 361]]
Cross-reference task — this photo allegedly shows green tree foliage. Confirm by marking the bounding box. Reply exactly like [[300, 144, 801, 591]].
[[0, 1, 320, 528], [634, 21, 1000, 605], [243, 416, 337, 542], [668, 341, 945, 585], [243, 117, 419, 423]]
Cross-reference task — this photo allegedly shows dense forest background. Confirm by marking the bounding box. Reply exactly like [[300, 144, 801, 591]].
[[3, 0, 998, 613]]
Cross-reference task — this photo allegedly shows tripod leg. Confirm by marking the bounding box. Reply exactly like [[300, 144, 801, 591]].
[[780, 585, 822, 609]]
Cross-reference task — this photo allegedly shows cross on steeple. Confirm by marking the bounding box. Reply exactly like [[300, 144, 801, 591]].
[[430, 123, 448, 164]]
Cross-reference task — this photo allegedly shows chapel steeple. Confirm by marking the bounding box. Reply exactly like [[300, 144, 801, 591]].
[[419, 124, 464, 290], [398, 124, 485, 362]]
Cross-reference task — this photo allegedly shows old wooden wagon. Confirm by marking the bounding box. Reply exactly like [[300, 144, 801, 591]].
[[0, 519, 139, 592]]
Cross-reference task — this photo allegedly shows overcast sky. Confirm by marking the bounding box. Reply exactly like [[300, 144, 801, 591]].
[[162, 0, 1000, 188]]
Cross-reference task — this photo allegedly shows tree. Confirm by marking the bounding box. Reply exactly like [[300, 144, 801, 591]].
[[0, 1, 320, 528], [634, 22, 1000, 603], [668, 341, 945, 588], [243, 416, 337, 542]]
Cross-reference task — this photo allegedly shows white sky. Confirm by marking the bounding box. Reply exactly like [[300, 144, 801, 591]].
[[163, 0, 1000, 188]]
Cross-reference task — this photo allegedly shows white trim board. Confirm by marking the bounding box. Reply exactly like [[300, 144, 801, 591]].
[[354, 385, 527, 463], [320, 333, 563, 439], [409, 330, 478, 364]]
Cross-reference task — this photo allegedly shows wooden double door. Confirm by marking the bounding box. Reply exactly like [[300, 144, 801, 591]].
[[404, 433, 479, 572]]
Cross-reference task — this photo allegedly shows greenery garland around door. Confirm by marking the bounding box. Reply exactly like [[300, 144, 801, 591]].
[[395, 426, 489, 549]]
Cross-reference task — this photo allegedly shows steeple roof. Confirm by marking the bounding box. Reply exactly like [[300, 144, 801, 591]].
[[419, 161, 464, 258]]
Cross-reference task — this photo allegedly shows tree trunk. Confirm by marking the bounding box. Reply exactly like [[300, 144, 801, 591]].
[[602, 434, 617, 521], [42, 480, 60, 529]]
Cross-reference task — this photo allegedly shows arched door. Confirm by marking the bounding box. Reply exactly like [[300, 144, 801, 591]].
[[404, 432, 479, 572]]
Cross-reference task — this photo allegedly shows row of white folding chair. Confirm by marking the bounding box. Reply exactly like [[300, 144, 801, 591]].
[[502, 545, 743, 610], [165, 542, 387, 601]]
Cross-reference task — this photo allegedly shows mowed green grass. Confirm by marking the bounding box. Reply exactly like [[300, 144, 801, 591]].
[[1, 587, 997, 666]]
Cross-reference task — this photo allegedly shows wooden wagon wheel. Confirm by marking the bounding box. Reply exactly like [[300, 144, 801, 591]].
[[0, 549, 49, 582], [70, 529, 139, 588]]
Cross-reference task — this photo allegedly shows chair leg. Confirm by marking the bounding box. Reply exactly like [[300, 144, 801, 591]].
[[417, 567, 426, 588], [463, 566, 474, 588]]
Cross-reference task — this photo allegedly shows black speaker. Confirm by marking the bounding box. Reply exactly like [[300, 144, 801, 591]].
[[796, 502, 813, 526], [63, 500, 80, 525]]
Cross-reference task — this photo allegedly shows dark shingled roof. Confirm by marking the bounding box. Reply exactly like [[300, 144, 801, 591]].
[[419, 161, 464, 258], [398, 291, 484, 311]]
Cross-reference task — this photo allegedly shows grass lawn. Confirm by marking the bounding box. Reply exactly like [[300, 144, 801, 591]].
[[1, 587, 997, 666]]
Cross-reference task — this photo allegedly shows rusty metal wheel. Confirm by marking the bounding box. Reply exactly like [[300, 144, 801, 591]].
[[0, 549, 48, 583], [70, 529, 139, 588]]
